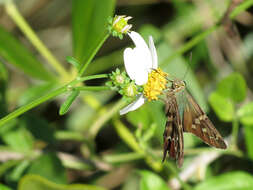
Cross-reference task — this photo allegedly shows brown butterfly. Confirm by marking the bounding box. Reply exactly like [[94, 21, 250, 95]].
[[162, 79, 227, 167]]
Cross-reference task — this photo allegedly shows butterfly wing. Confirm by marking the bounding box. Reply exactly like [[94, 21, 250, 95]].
[[182, 91, 227, 149], [163, 95, 184, 167]]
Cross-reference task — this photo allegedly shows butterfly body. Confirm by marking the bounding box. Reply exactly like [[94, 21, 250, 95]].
[[163, 79, 227, 167]]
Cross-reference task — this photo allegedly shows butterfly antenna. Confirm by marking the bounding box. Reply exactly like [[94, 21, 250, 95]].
[[182, 52, 192, 80]]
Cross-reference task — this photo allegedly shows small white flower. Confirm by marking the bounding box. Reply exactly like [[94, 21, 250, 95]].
[[119, 31, 159, 115]]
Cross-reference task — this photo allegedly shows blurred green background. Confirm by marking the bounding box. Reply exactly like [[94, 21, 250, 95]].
[[0, 0, 253, 189]]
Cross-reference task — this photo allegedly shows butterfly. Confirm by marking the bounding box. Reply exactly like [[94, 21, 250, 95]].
[[162, 79, 227, 167]]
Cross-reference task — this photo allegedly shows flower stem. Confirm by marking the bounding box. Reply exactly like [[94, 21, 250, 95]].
[[78, 74, 109, 82], [232, 116, 239, 150], [230, 0, 253, 19], [89, 100, 127, 138], [103, 152, 144, 163], [75, 86, 110, 91], [0, 74, 109, 127], [0, 86, 66, 127], [5, 1, 70, 80], [112, 118, 163, 172], [78, 33, 110, 76]]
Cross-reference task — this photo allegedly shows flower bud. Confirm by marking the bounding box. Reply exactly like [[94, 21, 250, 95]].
[[108, 15, 132, 39]]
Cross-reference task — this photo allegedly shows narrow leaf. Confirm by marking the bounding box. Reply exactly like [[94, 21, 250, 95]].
[[59, 90, 80, 115], [0, 26, 54, 81], [0, 62, 8, 81], [66, 56, 81, 70], [72, 0, 115, 63]]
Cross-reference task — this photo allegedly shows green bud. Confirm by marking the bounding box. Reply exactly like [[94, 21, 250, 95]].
[[107, 15, 132, 39], [123, 82, 138, 97]]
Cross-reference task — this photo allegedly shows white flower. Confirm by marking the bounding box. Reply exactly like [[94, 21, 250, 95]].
[[119, 31, 159, 115]]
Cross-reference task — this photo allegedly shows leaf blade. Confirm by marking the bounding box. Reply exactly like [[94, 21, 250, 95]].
[[72, 0, 115, 64], [0, 26, 54, 81]]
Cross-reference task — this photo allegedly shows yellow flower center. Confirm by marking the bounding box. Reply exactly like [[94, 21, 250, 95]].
[[143, 68, 168, 101], [113, 18, 128, 33]]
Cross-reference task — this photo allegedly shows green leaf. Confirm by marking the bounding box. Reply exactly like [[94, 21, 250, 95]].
[[0, 26, 54, 81], [139, 170, 170, 190], [2, 125, 34, 152], [237, 102, 253, 125], [66, 56, 81, 70], [217, 72, 247, 103], [7, 160, 30, 182], [72, 0, 115, 63], [0, 63, 8, 118], [209, 91, 234, 122], [59, 90, 80, 115], [18, 174, 107, 190], [27, 153, 67, 184], [139, 25, 162, 43], [244, 125, 253, 160], [0, 184, 12, 190], [22, 114, 56, 144], [126, 103, 153, 130], [0, 62, 8, 81], [18, 83, 56, 106], [0, 160, 21, 178], [84, 49, 123, 75], [194, 171, 253, 190]]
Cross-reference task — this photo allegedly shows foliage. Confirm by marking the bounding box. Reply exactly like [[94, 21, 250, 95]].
[[0, 0, 253, 190]]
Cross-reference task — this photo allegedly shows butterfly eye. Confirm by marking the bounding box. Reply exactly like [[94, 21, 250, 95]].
[[183, 81, 186, 86]]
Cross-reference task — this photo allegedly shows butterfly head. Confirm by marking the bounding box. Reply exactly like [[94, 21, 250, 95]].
[[171, 80, 186, 91]]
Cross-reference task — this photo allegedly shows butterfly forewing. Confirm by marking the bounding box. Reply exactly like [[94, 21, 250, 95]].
[[183, 91, 227, 149]]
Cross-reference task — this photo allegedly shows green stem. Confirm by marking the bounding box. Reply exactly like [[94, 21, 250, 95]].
[[161, 2, 253, 65], [230, 0, 253, 19], [0, 74, 109, 127], [5, 1, 69, 80], [103, 152, 144, 163], [89, 100, 127, 138], [113, 118, 144, 154], [78, 33, 110, 76], [55, 131, 85, 141], [78, 74, 109, 82], [112, 118, 164, 172], [232, 116, 239, 149], [75, 86, 110, 91], [161, 26, 217, 66], [0, 86, 66, 127]]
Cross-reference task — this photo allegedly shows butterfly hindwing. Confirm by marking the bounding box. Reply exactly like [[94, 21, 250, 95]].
[[163, 95, 184, 167]]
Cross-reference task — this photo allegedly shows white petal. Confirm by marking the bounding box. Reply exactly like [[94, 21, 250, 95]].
[[149, 36, 158, 69], [119, 94, 145, 115], [128, 31, 152, 70], [124, 48, 148, 85]]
